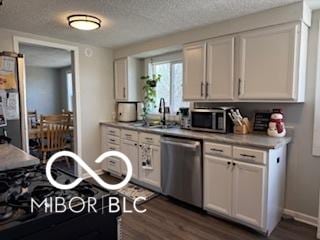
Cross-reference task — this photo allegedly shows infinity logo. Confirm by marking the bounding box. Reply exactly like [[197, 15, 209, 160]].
[[46, 151, 133, 191]]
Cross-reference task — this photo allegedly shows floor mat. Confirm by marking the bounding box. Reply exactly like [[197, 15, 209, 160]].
[[116, 183, 158, 205]]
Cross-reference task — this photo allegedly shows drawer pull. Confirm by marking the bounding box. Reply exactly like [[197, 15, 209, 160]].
[[240, 154, 256, 158], [210, 148, 223, 153], [125, 134, 132, 137], [110, 139, 115, 142], [145, 137, 153, 141], [227, 161, 231, 165]]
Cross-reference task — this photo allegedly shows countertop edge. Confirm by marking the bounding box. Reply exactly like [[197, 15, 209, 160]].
[[100, 122, 292, 150], [0, 144, 40, 171]]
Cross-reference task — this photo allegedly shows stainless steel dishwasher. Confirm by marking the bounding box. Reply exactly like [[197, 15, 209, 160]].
[[161, 137, 202, 207]]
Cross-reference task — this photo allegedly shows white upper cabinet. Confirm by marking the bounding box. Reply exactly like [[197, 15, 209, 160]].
[[206, 36, 235, 100], [237, 23, 307, 102], [183, 41, 206, 100], [114, 58, 128, 101], [182, 22, 308, 102], [114, 57, 142, 102]]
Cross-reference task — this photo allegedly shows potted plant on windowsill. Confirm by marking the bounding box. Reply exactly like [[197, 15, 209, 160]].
[[141, 74, 161, 123]]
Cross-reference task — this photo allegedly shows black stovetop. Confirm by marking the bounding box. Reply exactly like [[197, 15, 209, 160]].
[[0, 164, 114, 232]]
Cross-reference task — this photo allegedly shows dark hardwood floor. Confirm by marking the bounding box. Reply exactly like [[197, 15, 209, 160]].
[[99, 174, 317, 240]]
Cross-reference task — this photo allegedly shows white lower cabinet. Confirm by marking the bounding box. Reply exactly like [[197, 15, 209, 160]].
[[120, 139, 139, 179], [138, 145, 161, 188], [232, 160, 266, 228], [204, 143, 286, 235], [101, 126, 162, 189], [204, 156, 232, 216], [204, 155, 266, 230]]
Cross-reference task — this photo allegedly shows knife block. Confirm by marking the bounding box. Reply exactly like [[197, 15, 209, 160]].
[[234, 124, 249, 135]]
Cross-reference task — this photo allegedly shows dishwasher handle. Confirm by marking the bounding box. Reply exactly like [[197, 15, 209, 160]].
[[160, 139, 200, 150]]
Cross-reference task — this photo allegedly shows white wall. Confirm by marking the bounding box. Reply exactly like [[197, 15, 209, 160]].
[[0, 27, 114, 172], [26, 66, 63, 115], [114, 7, 320, 219]]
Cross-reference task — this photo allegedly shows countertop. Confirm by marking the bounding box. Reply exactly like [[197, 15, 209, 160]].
[[100, 122, 292, 149], [0, 144, 40, 171]]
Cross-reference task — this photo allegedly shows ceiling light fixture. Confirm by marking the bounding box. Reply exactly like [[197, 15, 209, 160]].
[[68, 15, 101, 31]]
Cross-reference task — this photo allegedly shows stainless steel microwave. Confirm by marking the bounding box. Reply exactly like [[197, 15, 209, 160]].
[[190, 107, 234, 133]]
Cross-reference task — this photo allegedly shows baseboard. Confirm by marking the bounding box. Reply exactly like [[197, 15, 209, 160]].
[[283, 208, 318, 227], [81, 169, 105, 179]]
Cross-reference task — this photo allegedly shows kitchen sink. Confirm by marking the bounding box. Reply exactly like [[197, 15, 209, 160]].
[[131, 122, 178, 129], [148, 124, 177, 129]]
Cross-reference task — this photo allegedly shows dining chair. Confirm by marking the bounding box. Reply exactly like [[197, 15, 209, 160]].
[[40, 114, 71, 164]]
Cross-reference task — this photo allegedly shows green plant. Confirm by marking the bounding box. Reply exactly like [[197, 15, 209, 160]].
[[141, 74, 161, 121]]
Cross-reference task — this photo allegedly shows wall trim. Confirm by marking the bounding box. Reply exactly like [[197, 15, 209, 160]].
[[283, 208, 318, 227], [13, 36, 82, 177]]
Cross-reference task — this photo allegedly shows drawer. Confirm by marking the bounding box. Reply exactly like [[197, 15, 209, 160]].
[[107, 158, 121, 175], [106, 143, 120, 151], [105, 127, 120, 137], [139, 132, 161, 146], [121, 129, 138, 142], [233, 146, 267, 165], [204, 142, 232, 158], [106, 135, 120, 145]]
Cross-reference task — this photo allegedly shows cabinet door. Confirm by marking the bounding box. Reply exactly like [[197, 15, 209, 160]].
[[206, 36, 235, 100], [232, 161, 266, 228], [238, 23, 299, 100], [120, 140, 139, 179], [183, 41, 206, 100], [139, 145, 161, 188], [114, 58, 128, 101], [204, 155, 232, 216]]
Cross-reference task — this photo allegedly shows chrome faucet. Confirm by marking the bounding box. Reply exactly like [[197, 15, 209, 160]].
[[159, 98, 166, 126]]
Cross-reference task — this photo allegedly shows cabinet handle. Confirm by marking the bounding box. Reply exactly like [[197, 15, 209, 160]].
[[201, 82, 204, 97], [238, 78, 242, 96], [227, 161, 231, 165], [145, 137, 153, 141], [205, 82, 209, 98], [233, 162, 236, 166], [240, 154, 256, 158], [134, 143, 138, 146], [123, 87, 126, 98], [210, 148, 223, 153]]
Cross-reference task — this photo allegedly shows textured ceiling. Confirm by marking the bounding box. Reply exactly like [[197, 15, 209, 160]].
[[0, 0, 301, 48], [20, 44, 71, 68]]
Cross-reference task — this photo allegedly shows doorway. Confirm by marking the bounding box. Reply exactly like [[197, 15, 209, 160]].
[[13, 37, 81, 176]]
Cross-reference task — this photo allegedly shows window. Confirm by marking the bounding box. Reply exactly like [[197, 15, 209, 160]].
[[66, 72, 73, 112], [150, 60, 188, 114]]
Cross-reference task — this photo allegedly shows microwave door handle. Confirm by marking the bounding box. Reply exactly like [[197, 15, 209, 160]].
[[212, 112, 216, 130]]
